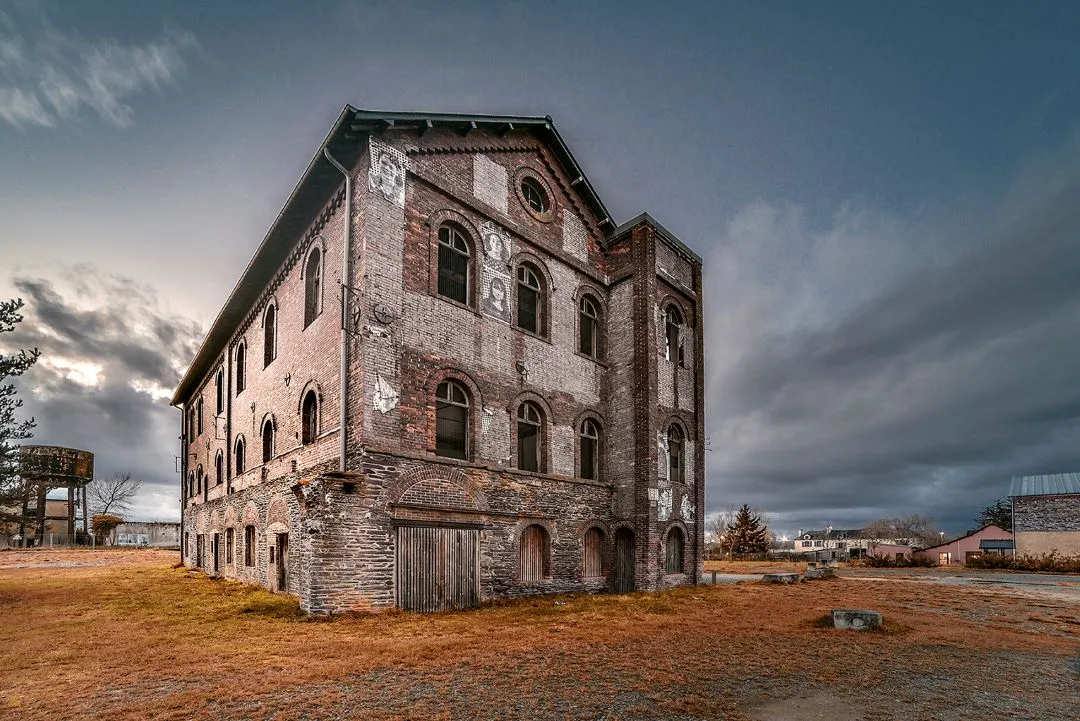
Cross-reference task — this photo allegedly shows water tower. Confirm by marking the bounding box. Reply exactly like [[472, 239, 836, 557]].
[[18, 445, 94, 546]]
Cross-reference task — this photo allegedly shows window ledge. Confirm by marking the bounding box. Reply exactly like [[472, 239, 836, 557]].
[[574, 350, 607, 368], [515, 326, 551, 345], [434, 293, 479, 316]]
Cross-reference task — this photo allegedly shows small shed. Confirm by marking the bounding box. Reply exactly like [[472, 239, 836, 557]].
[[914, 525, 1013, 566], [1010, 473, 1080, 557]]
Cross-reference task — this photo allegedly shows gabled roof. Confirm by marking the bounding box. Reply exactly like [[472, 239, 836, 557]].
[[798, 528, 864, 540], [171, 106, 672, 406], [1010, 473, 1080, 497], [916, 524, 1011, 554]]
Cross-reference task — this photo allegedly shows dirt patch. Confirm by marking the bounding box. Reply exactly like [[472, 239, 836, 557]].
[[1, 549, 1077, 720]]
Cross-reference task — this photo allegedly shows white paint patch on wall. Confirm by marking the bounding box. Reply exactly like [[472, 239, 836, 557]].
[[562, 209, 589, 263], [473, 154, 508, 215], [681, 494, 695, 523], [373, 372, 399, 413], [658, 488, 673, 522]]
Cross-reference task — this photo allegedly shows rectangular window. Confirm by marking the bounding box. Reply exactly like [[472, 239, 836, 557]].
[[580, 435, 597, 480], [518, 286, 539, 334], [438, 244, 469, 304], [244, 525, 255, 567], [215, 372, 223, 415], [518, 422, 539, 472], [435, 402, 468, 459], [225, 528, 234, 564]]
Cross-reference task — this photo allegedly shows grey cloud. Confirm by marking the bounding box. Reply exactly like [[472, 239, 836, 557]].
[[6, 267, 202, 521], [0, 4, 198, 128], [705, 142, 1080, 534]]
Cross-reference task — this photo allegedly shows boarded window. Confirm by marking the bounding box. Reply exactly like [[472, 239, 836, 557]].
[[517, 402, 543, 472], [438, 225, 470, 305], [667, 425, 684, 484], [583, 527, 603, 578], [264, 305, 276, 367], [304, 247, 322, 327], [578, 295, 600, 358], [520, 524, 550, 582], [301, 390, 318, 445], [435, 380, 469, 459], [580, 418, 600, 480], [235, 343, 246, 394], [666, 527, 684, 573], [225, 528, 234, 564], [244, 525, 255, 566], [234, 437, 245, 474], [262, 419, 274, 464], [516, 264, 545, 337]]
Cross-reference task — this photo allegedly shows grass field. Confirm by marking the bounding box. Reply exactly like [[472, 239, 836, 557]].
[[1, 549, 1077, 720]]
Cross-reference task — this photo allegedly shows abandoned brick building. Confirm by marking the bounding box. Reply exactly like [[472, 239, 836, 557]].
[[171, 107, 705, 613]]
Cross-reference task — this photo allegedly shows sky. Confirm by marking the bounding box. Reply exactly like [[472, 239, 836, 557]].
[[2, 0, 1079, 536]]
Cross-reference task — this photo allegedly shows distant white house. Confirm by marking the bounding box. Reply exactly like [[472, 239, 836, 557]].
[[791, 528, 911, 559]]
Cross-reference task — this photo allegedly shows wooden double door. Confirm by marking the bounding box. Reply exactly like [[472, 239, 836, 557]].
[[396, 525, 480, 612]]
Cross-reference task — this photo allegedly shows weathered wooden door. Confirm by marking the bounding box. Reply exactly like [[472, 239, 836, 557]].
[[396, 525, 480, 612], [613, 528, 635, 593], [276, 533, 288, 591], [212, 533, 220, 574]]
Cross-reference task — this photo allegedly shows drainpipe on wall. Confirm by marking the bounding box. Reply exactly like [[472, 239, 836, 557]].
[[323, 147, 352, 473]]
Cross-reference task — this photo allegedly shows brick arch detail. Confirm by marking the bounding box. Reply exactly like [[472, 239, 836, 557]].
[[659, 294, 693, 328], [508, 390, 555, 474], [209, 509, 222, 532], [509, 249, 556, 295], [510, 517, 559, 546], [241, 501, 259, 527], [423, 367, 484, 458], [223, 504, 238, 528], [425, 209, 481, 308], [299, 236, 326, 279], [195, 509, 208, 533], [265, 495, 290, 534], [661, 413, 695, 442], [296, 380, 323, 415], [389, 465, 489, 512]]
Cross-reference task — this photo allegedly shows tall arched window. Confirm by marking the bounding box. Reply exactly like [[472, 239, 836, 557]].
[[263, 304, 277, 367], [435, 380, 469, 459], [234, 436, 246, 475], [196, 465, 203, 494], [235, 342, 246, 394], [438, 225, 471, 305], [187, 472, 195, 498], [196, 397, 203, 435], [583, 527, 603, 579], [579, 294, 600, 358], [215, 451, 223, 486], [304, 247, 322, 327], [519, 524, 550, 582], [262, 418, 275, 464], [666, 527, 684, 573], [667, 424, 684, 484], [215, 368, 224, 415], [516, 264, 546, 337], [579, 418, 600, 480], [301, 390, 318, 445], [665, 305, 684, 367], [517, 401, 543, 472]]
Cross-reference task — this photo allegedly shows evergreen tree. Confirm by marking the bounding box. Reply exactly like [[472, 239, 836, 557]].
[[726, 504, 769, 554], [0, 298, 39, 530], [976, 498, 1012, 532]]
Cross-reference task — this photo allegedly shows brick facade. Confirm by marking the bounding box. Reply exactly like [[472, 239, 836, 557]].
[[174, 109, 705, 613]]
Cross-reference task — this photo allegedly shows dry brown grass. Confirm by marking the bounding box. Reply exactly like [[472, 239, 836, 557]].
[[1, 549, 1077, 720]]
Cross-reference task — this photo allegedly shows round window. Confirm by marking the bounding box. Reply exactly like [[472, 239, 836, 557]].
[[520, 178, 549, 214]]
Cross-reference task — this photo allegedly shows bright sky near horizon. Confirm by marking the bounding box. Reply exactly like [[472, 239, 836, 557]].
[[3, 1, 1080, 536]]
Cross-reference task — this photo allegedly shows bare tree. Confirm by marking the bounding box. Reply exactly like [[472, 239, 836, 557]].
[[861, 514, 940, 547], [87, 472, 143, 517]]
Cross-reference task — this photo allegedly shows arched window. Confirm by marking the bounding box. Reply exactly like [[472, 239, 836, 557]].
[[517, 401, 544, 472], [304, 247, 322, 327], [235, 343, 246, 394], [215, 368, 224, 415], [666, 527, 684, 573], [196, 397, 203, 435], [262, 418, 275, 464], [665, 305, 685, 367], [187, 472, 195, 498], [579, 418, 600, 480], [667, 424, 684, 484], [301, 390, 318, 445], [196, 465, 203, 495], [519, 524, 550, 581], [234, 436, 246, 475], [516, 264, 546, 337], [579, 294, 600, 358], [215, 451, 223, 486], [437, 225, 471, 305], [435, 380, 469, 459], [263, 304, 277, 367], [583, 527, 603, 578]]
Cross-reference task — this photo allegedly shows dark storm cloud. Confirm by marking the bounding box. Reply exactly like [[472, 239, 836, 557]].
[[706, 150, 1080, 534], [4, 266, 201, 520]]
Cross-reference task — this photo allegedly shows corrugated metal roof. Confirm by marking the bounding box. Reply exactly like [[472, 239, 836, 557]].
[[1009, 473, 1080, 497], [979, 539, 1014, 549]]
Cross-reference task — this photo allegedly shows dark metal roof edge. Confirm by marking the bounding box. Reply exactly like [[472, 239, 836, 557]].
[[171, 105, 355, 405], [917, 524, 1010, 553], [606, 212, 703, 264]]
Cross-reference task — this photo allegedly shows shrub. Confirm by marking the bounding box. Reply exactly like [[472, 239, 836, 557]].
[[861, 554, 935, 568], [966, 552, 1080, 573]]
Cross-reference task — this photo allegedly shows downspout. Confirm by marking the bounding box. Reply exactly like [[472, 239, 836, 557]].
[[323, 147, 351, 473]]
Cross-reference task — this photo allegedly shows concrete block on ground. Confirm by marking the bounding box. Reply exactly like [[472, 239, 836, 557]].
[[761, 573, 801, 584], [832, 609, 882, 630], [805, 567, 837, 580]]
